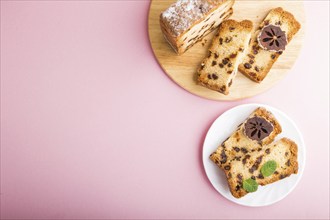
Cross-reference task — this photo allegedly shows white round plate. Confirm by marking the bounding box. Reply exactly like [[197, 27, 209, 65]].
[[203, 103, 306, 207]]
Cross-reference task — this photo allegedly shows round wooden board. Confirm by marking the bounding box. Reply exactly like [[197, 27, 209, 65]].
[[148, 0, 305, 101]]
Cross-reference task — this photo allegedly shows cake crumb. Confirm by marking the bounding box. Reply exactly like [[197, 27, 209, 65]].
[[202, 39, 208, 47]]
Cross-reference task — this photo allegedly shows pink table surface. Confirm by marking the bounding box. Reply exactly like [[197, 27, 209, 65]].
[[0, 1, 329, 219]]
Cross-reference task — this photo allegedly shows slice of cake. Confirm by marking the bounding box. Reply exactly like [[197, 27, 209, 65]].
[[197, 19, 253, 95], [238, 7, 301, 82], [223, 138, 298, 198], [160, 0, 235, 55], [210, 107, 282, 169]]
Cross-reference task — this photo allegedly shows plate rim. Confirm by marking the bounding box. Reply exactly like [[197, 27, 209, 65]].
[[202, 103, 306, 207]]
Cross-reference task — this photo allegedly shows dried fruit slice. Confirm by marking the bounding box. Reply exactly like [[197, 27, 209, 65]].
[[244, 116, 274, 142], [258, 24, 288, 52]]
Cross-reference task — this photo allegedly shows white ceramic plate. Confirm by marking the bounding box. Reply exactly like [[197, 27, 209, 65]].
[[203, 103, 306, 207]]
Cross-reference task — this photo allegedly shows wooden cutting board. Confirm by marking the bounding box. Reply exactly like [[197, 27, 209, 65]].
[[148, 0, 305, 101]]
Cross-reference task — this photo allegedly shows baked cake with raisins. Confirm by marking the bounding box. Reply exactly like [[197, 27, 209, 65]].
[[238, 7, 301, 82], [223, 138, 298, 198], [197, 19, 253, 94], [160, 0, 235, 55], [210, 107, 282, 169]]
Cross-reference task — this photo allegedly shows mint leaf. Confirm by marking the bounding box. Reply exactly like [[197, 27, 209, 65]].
[[261, 160, 277, 177], [243, 178, 258, 193]]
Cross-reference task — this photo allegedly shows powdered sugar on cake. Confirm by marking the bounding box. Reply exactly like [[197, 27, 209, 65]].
[[161, 0, 222, 37]]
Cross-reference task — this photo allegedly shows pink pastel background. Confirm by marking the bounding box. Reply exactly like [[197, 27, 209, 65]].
[[1, 1, 329, 219]]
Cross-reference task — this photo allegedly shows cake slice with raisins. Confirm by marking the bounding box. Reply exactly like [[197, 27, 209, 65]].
[[197, 19, 253, 95], [210, 107, 282, 170], [238, 7, 301, 82], [223, 138, 298, 198]]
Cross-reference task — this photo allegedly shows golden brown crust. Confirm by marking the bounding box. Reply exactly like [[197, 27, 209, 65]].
[[223, 138, 299, 198], [219, 19, 253, 31], [160, 0, 234, 37], [160, 0, 235, 54], [209, 107, 282, 170], [197, 19, 253, 94], [160, 8, 234, 54], [258, 138, 298, 186], [160, 18, 180, 53], [238, 7, 301, 82], [269, 7, 301, 41]]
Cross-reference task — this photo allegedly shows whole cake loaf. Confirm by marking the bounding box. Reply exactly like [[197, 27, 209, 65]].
[[160, 0, 235, 55], [238, 7, 301, 82]]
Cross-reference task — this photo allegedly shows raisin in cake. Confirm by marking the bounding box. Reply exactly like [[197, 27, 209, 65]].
[[160, 0, 235, 55], [210, 107, 282, 169], [197, 19, 253, 94], [223, 138, 298, 198], [238, 7, 301, 82]]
